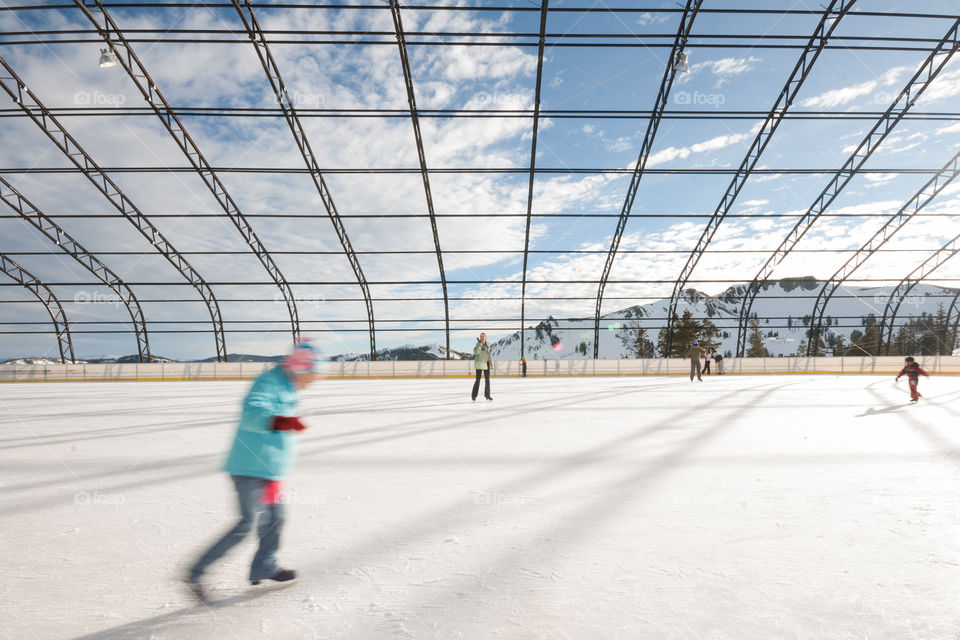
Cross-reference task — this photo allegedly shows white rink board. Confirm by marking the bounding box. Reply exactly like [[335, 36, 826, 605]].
[[2, 356, 959, 381], [1, 375, 959, 639]]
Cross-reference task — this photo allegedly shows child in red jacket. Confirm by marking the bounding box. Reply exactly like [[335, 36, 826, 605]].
[[895, 356, 929, 403]]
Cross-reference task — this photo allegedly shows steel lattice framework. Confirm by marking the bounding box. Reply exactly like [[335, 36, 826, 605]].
[[592, 0, 702, 359], [0, 175, 151, 361], [806, 147, 960, 355], [389, 0, 450, 358], [0, 54, 228, 361], [519, 0, 550, 358], [0, 252, 74, 363], [73, 0, 301, 349], [1, 4, 960, 361], [877, 232, 960, 354], [735, 18, 960, 356], [664, 0, 856, 355], [231, 0, 377, 359]]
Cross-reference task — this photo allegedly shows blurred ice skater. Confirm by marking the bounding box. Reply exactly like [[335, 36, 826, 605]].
[[185, 339, 325, 601]]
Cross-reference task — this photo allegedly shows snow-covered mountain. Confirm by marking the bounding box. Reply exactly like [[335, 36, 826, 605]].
[[331, 344, 468, 362], [489, 279, 960, 360]]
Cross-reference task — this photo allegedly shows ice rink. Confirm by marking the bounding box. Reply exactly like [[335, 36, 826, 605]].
[[2, 373, 959, 640]]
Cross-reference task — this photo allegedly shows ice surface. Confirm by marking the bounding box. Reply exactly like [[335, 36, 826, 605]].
[[2, 375, 959, 639]]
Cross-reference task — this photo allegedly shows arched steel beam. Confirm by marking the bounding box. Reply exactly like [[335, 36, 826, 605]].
[[877, 234, 960, 354], [231, 0, 377, 359], [388, 0, 450, 358], [0, 55, 228, 361], [520, 0, 549, 358], [807, 147, 960, 355], [73, 0, 300, 348], [664, 0, 856, 355], [734, 19, 960, 356], [0, 175, 152, 361], [592, 0, 702, 359], [0, 252, 74, 363]]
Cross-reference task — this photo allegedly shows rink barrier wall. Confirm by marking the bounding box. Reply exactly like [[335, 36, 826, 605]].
[[1, 356, 959, 382]]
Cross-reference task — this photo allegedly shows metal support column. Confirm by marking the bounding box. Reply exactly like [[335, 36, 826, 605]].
[[232, 0, 377, 359], [389, 0, 450, 358], [592, 0, 703, 358]]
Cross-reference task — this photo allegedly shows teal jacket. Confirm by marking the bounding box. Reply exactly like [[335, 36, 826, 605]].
[[223, 366, 301, 480], [473, 340, 492, 370]]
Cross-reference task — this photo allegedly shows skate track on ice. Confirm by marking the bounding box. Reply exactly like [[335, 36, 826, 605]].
[[2, 374, 958, 639]]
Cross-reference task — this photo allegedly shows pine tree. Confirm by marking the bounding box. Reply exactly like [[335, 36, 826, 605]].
[[746, 318, 766, 357], [617, 310, 655, 358]]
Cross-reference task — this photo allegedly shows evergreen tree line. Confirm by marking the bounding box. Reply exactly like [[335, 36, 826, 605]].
[[615, 306, 958, 358]]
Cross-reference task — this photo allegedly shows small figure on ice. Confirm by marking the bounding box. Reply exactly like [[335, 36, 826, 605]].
[[688, 341, 705, 382], [472, 332, 493, 401], [895, 356, 928, 403], [184, 339, 325, 602]]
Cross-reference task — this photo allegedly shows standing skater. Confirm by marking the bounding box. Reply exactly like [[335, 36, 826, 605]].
[[702, 348, 712, 375], [520, 355, 527, 378], [472, 332, 493, 401], [896, 356, 929, 403], [185, 339, 325, 601], [714, 350, 725, 375], [688, 341, 704, 382]]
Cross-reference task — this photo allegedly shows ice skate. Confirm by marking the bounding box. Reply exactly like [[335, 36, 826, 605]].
[[184, 577, 213, 604], [251, 568, 297, 587]]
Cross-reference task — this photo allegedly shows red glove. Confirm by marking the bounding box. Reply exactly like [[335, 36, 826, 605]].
[[271, 415, 306, 432]]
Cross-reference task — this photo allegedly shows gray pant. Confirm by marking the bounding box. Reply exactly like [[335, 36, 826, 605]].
[[690, 359, 702, 381], [190, 475, 284, 582]]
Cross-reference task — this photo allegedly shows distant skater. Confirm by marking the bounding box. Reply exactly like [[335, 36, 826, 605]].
[[185, 339, 325, 601], [702, 349, 712, 375], [896, 356, 929, 403], [688, 341, 704, 382], [472, 332, 493, 401], [520, 355, 527, 378], [714, 350, 725, 375]]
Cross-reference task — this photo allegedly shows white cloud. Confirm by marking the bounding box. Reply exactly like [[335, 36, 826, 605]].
[[647, 129, 754, 167], [800, 65, 912, 109], [679, 56, 762, 87]]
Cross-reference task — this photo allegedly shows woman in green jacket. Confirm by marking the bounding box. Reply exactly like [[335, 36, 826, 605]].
[[472, 332, 493, 401]]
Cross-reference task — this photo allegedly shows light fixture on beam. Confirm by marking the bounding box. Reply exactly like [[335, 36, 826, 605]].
[[676, 51, 689, 73], [98, 47, 119, 69]]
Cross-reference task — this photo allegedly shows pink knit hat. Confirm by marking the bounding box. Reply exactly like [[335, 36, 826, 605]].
[[281, 338, 325, 374]]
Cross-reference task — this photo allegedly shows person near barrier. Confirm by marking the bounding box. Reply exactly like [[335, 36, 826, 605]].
[[688, 341, 705, 382]]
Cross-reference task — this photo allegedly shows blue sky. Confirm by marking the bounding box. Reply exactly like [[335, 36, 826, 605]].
[[1, 0, 960, 360]]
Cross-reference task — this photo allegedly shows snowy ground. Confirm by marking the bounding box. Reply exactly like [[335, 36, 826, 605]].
[[2, 374, 959, 640]]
